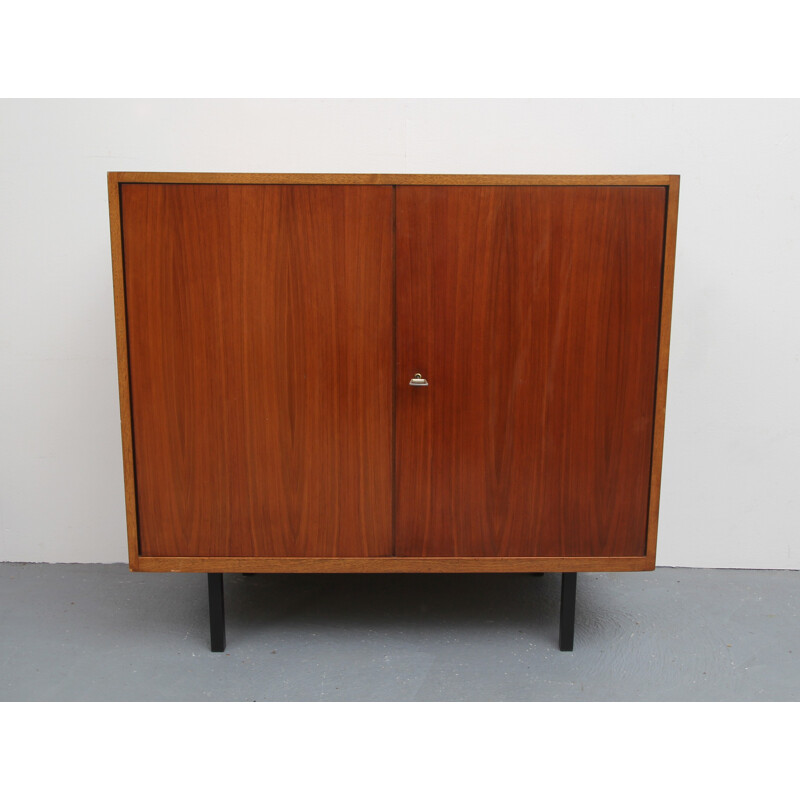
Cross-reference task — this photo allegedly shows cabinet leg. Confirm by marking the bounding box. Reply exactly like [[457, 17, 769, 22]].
[[559, 572, 577, 651], [208, 573, 226, 652]]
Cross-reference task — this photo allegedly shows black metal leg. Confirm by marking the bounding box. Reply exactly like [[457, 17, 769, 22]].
[[559, 572, 577, 651], [208, 573, 226, 652]]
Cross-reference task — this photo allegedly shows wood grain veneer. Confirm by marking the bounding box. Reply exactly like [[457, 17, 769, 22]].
[[396, 186, 666, 558], [108, 173, 678, 573], [120, 183, 394, 557]]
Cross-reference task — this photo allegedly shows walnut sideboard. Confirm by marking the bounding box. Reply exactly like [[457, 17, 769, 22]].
[[108, 172, 680, 652]]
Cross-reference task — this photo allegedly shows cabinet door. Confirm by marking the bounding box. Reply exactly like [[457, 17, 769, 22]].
[[121, 184, 394, 557], [395, 186, 666, 557]]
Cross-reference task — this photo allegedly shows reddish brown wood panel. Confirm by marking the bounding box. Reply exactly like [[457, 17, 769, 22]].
[[395, 186, 666, 557], [121, 184, 394, 557]]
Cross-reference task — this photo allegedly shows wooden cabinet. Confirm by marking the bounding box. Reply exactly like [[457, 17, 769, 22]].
[[109, 173, 679, 651]]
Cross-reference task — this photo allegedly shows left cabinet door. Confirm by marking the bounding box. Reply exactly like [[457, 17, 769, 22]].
[[121, 184, 394, 557]]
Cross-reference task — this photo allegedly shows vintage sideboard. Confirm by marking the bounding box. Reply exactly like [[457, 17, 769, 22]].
[[108, 173, 679, 651]]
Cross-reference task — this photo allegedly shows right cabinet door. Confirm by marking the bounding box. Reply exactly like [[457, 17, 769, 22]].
[[395, 186, 667, 557]]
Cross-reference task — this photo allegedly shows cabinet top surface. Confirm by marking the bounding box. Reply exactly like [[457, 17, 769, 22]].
[[109, 172, 678, 186]]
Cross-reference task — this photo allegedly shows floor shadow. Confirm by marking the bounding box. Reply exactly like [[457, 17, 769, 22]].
[[219, 572, 600, 646], [58, 566, 614, 650]]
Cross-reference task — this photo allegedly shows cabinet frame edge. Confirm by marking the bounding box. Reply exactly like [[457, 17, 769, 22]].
[[108, 174, 140, 570], [136, 556, 655, 573], [645, 175, 680, 563], [108, 172, 674, 186]]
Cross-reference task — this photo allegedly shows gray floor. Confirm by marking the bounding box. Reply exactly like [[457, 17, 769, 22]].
[[1, 563, 797, 701]]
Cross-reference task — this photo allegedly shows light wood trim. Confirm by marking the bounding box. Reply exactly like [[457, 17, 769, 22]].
[[110, 172, 672, 187], [136, 556, 654, 573], [646, 175, 680, 561], [108, 174, 139, 569]]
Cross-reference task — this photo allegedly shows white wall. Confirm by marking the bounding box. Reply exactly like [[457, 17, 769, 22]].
[[1, 99, 798, 567]]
